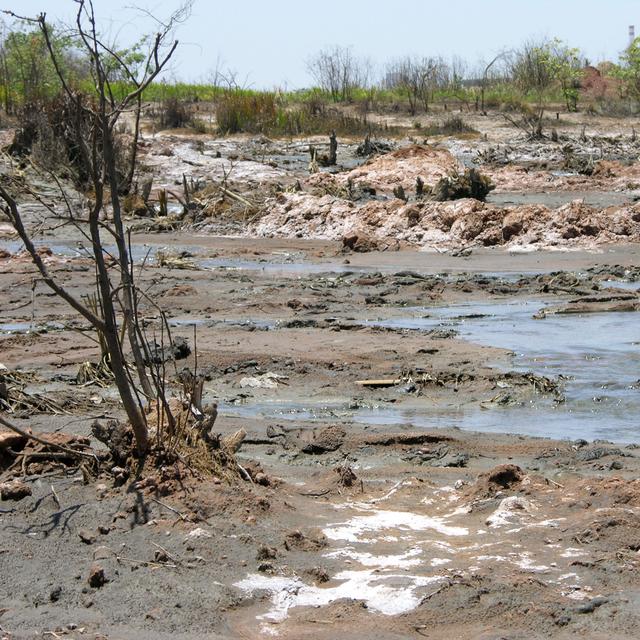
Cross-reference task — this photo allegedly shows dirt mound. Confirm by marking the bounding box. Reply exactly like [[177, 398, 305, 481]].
[[471, 464, 525, 497], [307, 144, 459, 196], [252, 192, 640, 251], [488, 159, 640, 192]]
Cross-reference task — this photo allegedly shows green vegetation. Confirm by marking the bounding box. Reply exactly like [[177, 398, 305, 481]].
[[1, 16, 639, 144]]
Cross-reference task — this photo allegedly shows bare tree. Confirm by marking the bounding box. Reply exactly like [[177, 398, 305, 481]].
[[0, 1, 192, 454], [306, 46, 369, 102], [385, 56, 445, 114], [507, 40, 558, 137], [479, 51, 510, 114]]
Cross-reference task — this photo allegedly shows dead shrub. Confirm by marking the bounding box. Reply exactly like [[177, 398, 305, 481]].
[[156, 97, 195, 129], [423, 116, 478, 136], [432, 168, 495, 201], [7, 94, 132, 191]]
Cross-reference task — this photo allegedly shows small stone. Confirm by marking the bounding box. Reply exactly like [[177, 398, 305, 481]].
[[88, 563, 107, 588], [95, 484, 108, 500], [78, 529, 97, 545], [306, 566, 330, 583], [610, 460, 624, 470], [97, 525, 110, 535], [258, 562, 274, 572]]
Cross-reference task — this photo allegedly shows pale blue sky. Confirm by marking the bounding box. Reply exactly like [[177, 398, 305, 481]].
[[5, 0, 638, 87]]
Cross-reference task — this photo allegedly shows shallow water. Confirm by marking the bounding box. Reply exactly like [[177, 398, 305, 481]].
[[198, 256, 377, 275], [488, 190, 633, 208], [366, 300, 640, 442], [224, 299, 640, 443]]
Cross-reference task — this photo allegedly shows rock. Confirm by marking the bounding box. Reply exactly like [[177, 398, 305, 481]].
[[184, 527, 212, 540], [0, 480, 32, 501], [336, 465, 357, 487], [93, 546, 112, 561], [78, 529, 97, 545], [239, 372, 282, 389], [254, 472, 270, 486], [49, 586, 62, 602], [88, 563, 107, 588], [0, 430, 27, 451], [477, 464, 524, 493], [342, 232, 379, 253], [502, 211, 525, 240], [432, 168, 495, 202], [154, 549, 170, 563], [306, 566, 330, 583], [302, 425, 346, 454], [486, 496, 538, 528], [284, 529, 328, 551], [91, 420, 132, 467], [95, 483, 108, 500], [256, 545, 277, 560], [576, 596, 608, 614], [221, 428, 247, 453], [147, 336, 191, 364]]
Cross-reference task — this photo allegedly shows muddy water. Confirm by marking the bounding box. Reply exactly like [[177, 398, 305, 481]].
[[368, 302, 639, 442], [487, 190, 634, 208], [223, 298, 639, 443]]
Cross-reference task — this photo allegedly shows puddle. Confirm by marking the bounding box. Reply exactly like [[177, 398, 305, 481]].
[[0, 321, 35, 333], [0, 320, 66, 334], [0, 239, 168, 263]]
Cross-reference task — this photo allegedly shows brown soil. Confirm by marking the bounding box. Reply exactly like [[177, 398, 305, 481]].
[[1, 108, 640, 639]]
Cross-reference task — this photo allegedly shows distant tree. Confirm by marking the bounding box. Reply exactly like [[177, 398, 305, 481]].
[[0, 22, 80, 112], [549, 39, 583, 112], [617, 37, 640, 103], [306, 46, 369, 102], [508, 40, 561, 137], [385, 56, 445, 114], [478, 51, 510, 114]]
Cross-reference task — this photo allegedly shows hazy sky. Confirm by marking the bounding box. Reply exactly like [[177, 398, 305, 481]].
[[5, 0, 638, 88]]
